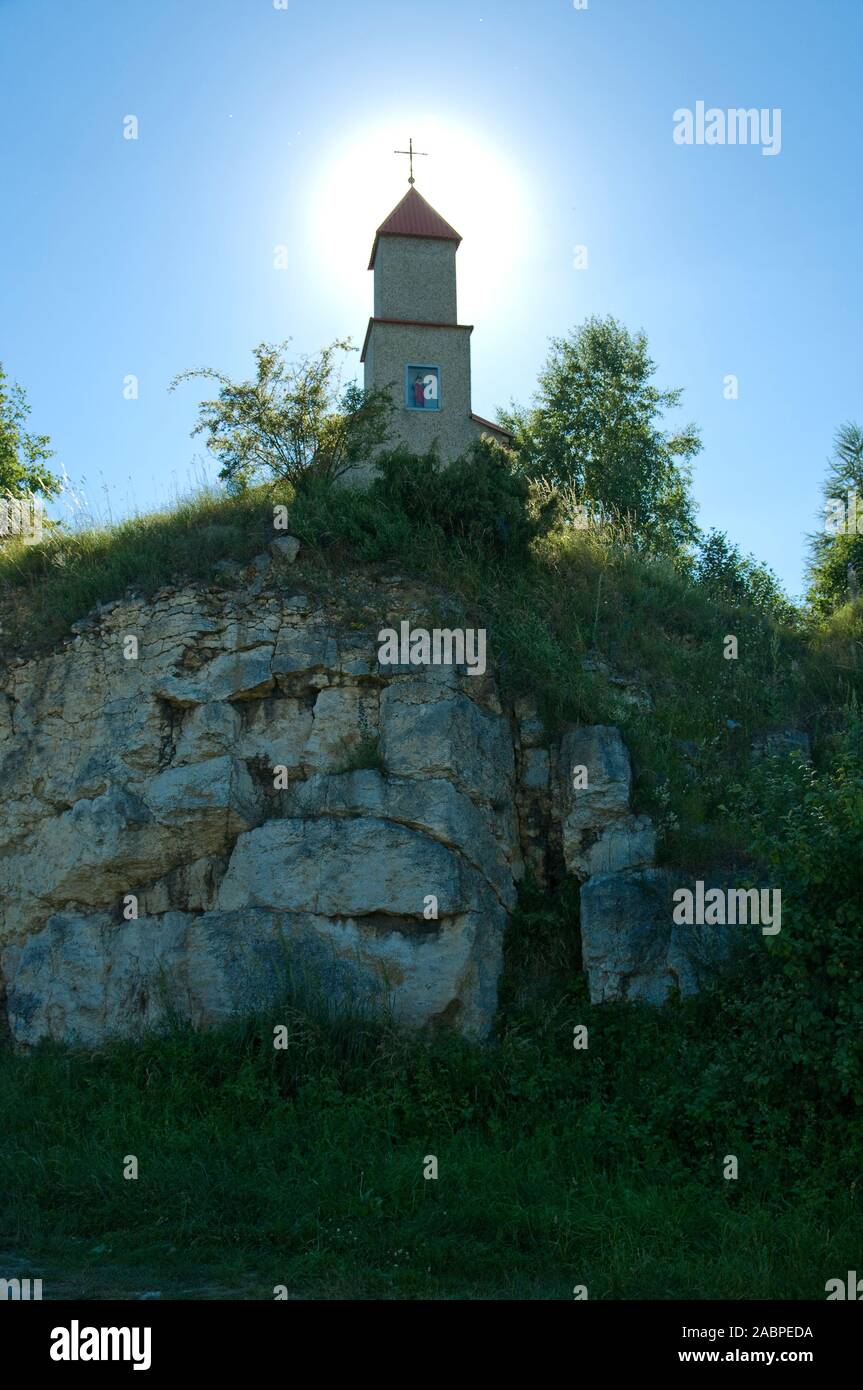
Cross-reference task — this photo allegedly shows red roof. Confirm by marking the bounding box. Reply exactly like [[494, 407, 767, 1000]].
[[368, 187, 462, 269]]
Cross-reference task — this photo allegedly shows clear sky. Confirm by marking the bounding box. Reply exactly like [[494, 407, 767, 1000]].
[[1, 0, 860, 597]]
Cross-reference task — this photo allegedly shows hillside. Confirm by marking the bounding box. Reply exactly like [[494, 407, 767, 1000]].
[[1, 474, 862, 1299]]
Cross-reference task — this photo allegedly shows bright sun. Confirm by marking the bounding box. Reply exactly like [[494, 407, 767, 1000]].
[[310, 115, 533, 327]]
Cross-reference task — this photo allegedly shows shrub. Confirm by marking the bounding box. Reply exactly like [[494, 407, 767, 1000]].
[[719, 727, 863, 1107], [170, 340, 394, 492], [370, 437, 551, 557]]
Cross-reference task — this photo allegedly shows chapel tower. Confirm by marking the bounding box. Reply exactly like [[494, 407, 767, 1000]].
[[361, 184, 511, 461]]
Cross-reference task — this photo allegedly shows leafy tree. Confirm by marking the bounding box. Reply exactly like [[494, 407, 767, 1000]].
[[170, 340, 394, 493], [0, 363, 62, 500], [808, 422, 863, 615], [499, 316, 701, 555], [694, 528, 795, 621]]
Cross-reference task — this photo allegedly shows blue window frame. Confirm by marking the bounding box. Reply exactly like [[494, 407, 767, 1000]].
[[405, 364, 441, 411]]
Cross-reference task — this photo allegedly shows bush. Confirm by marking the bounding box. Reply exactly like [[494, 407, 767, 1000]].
[[370, 437, 551, 557], [170, 340, 394, 492], [719, 726, 863, 1108], [619, 723, 863, 1176]]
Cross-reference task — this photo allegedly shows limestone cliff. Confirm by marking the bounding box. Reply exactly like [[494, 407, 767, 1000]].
[[0, 542, 694, 1048]]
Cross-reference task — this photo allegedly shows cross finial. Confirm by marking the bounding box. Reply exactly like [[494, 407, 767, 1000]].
[[394, 136, 428, 185]]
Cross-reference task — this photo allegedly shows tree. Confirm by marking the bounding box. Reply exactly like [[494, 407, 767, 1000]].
[[0, 363, 62, 500], [820, 420, 863, 500], [498, 316, 701, 555], [807, 422, 863, 615], [170, 339, 394, 493], [693, 528, 795, 621]]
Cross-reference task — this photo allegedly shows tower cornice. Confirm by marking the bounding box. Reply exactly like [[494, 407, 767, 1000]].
[[360, 316, 473, 363]]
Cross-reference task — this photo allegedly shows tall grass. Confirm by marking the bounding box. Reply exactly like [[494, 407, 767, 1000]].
[[0, 484, 292, 654], [1, 937, 858, 1300]]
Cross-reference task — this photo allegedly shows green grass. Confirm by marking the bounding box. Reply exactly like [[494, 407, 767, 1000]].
[[1, 939, 859, 1301], [0, 485, 291, 656], [1, 888, 860, 1302]]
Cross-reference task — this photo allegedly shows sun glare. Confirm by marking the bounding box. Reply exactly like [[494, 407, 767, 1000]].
[[310, 116, 532, 327]]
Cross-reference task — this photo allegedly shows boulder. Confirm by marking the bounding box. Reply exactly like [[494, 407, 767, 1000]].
[[269, 535, 301, 564], [555, 724, 654, 879], [580, 869, 732, 1004]]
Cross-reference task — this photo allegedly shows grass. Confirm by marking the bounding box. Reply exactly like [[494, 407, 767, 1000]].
[[1, 947, 859, 1301], [0, 485, 291, 656]]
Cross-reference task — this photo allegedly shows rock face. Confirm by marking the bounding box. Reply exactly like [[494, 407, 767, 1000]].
[[0, 560, 526, 1045], [555, 725, 655, 879], [0, 553, 697, 1047]]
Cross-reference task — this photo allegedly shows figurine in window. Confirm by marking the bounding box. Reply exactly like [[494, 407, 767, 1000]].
[[412, 373, 426, 408]]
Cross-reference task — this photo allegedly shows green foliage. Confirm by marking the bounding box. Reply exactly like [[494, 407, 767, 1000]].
[[720, 729, 863, 1104], [288, 437, 550, 565], [170, 340, 394, 492], [808, 529, 863, 616], [290, 480, 417, 561], [807, 421, 863, 615], [0, 362, 62, 502], [0, 485, 290, 652], [693, 528, 797, 622], [499, 316, 701, 556], [371, 437, 551, 556]]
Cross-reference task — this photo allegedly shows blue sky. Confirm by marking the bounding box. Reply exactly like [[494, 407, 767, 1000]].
[[1, 0, 860, 596]]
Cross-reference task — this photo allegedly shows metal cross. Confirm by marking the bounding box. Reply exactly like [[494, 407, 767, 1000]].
[[394, 137, 428, 185]]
